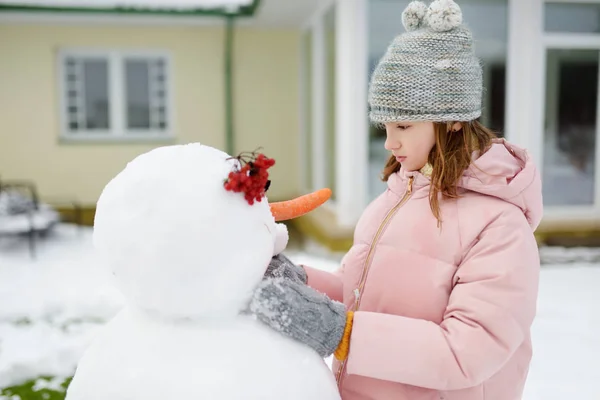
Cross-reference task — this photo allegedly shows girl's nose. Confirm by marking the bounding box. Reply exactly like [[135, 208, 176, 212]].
[[384, 136, 400, 151]]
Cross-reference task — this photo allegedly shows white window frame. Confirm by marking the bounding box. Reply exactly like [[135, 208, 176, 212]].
[[57, 48, 174, 142]]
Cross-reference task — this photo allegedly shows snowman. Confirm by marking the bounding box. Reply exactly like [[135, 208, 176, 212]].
[[65, 143, 340, 400]]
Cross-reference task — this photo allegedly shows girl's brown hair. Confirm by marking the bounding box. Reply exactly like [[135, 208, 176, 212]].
[[381, 120, 497, 224]]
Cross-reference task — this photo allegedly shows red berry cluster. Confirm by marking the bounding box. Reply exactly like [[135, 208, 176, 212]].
[[224, 151, 276, 205]]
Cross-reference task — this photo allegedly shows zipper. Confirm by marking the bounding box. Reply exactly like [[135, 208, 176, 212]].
[[335, 176, 414, 387]]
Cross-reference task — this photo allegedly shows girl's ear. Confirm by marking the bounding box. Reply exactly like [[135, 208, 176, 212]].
[[451, 122, 463, 132]]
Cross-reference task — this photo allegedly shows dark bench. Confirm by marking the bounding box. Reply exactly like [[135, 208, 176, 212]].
[[0, 178, 82, 258]]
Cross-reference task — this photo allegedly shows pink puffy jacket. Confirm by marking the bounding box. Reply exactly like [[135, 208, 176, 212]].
[[305, 139, 542, 400]]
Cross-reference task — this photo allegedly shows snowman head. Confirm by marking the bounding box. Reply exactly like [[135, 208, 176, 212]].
[[93, 144, 279, 319]]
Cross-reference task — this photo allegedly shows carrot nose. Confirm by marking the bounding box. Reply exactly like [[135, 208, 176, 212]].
[[269, 188, 332, 222]]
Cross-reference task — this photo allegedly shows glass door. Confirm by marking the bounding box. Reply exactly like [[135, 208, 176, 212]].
[[542, 49, 598, 208], [542, 2, 600, 213]]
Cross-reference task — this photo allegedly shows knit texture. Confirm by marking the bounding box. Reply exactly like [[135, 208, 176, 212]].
[[249, 278, 347, 359], [264, 253, 308, 285], [368, 0, 483, 124]]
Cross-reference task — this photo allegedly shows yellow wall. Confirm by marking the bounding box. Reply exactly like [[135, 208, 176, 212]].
[[232, 28, 300, 201], [0, 23, 299, 205]]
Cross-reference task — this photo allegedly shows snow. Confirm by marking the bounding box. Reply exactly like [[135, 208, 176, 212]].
[[273, 223, 289, 256], [65, 306, 340, 400], [63, 143, 339, 400], [0, 321, 99, 388], [0, 206, 60, 235], [0, 225, 124, 388], [92, 144, 277, 319], [0, 224, 123, 325], [0, 224, 599, 398], [0, 0, 253, 11], [523, 265, 600, 400], [539, 245, 600, 264], [0, 188, 60, 234]]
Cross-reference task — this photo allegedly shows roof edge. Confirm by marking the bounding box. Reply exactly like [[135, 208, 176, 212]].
[[0, 0, 260, 17]]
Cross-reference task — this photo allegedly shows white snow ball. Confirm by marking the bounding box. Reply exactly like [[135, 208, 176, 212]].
[[426, 0, 463, 32], [65, 308, 341, 400], [402, 1, 428, 32], [272, 223, 289, 256], [92, 143, 277, 319]]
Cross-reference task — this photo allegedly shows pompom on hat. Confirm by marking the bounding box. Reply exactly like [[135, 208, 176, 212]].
[[423, 0, 463, 32], [369, 0, 482, 124], [401, 1, 428, 31]]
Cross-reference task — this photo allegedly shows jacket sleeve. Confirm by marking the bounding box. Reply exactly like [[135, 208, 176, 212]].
[[304, 265, 344, 303], [345, 208, 540, 390]]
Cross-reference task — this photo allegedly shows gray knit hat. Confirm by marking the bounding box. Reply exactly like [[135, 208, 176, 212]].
[[368, 0, 482, 123]]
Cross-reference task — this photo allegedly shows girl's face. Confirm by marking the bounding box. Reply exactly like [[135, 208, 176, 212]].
[[384, 121, 436, 172]]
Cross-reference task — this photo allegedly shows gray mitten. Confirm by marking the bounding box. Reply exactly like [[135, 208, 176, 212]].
[[248, 277, 347, 358], [263, 253, 308, 285]]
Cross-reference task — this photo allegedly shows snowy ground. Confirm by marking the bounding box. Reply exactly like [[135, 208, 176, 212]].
[[0, 224, 599, 399]]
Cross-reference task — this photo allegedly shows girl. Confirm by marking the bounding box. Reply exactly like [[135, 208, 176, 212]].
[[250, 1, 542, 399]]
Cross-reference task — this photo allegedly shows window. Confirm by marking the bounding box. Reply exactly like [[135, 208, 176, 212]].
[[545, 3, 600, 34], [543, 49, 597, 207], [541, 2, 600, 211], [59, 50, 172, 141], [64, 57, 110, 132]]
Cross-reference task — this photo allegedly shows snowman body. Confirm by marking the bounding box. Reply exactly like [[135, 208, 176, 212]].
[[66, 307, 339, 400], [65, 144, 340, 400]]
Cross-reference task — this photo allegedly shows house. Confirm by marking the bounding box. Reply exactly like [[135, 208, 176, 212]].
[[299, 0, 600, 248], [1, 0, 599, 251], [0, 0, 311, 225]]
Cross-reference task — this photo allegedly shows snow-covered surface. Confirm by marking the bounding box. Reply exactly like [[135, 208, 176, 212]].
[[539, 245, 600, 264], [0, 0, 253, 11], [0, 206, 60, 235], [0, 224, 599, 398], [0, 225, 124, 388]]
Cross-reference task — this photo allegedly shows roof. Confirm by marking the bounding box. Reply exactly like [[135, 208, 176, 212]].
[[0, 0, 259, 16]]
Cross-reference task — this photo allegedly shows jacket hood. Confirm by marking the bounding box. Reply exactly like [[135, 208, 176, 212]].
[[459, 139, 542, 230], [389, 139, 543, 230]]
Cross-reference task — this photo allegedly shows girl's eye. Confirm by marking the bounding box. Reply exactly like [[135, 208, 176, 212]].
[[397, 125, 410, 130]]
